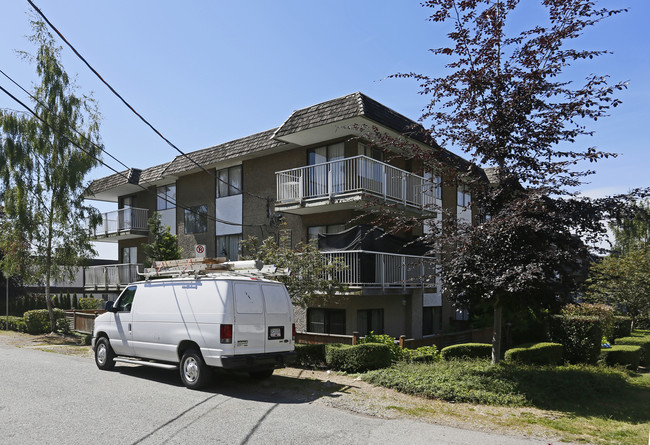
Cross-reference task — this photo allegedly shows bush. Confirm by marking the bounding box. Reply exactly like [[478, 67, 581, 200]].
[[561, 303, 614, 340], [615, 336, 650, 366], [23, 308, 67, 334], [295, 343, 326, 367], [441, 343, 492, 361], [79, 297, 103, 310], [56, 316, 71, 335], [402, 345, 439, 364], [504, 342, 563, 366], [599, 345, 642, 370], [634, 318, 650, 330], [612, 316, 632, 341], [325, 343, 392, 372], [358, 332, 402, 362], [0, 316, 26, 332], [549, 315, 602, 364]]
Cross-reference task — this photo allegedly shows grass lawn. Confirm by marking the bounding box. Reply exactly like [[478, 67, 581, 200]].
[[363, 360, 650, 445]]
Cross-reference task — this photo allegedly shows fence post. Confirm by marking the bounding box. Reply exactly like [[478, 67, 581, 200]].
[[73, 309, 77, 331], [352, 331, 359, 346], [399, 335, 406, 349]]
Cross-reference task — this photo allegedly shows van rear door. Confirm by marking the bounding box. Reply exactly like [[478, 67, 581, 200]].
[[233, 282, 265, 355], [262, 284, 292, 354]]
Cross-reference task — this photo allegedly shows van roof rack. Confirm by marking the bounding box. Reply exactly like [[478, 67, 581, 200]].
[[138, 258, 288, 280]]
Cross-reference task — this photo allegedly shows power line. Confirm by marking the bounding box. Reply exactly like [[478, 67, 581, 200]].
[[26, 0, 268, 202], [0, 82, 253, 228]]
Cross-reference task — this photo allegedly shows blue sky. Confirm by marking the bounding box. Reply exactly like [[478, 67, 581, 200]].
[[1, 1, 648, 259]]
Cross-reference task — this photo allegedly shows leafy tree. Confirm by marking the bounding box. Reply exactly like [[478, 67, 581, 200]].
[[587, 247, 650, 328], [0, 19, 102, 332], [141, 212, 182, 267], [240, 232, 347, 308], [610, 201, 650, 255], [370, 0, 649, 363]]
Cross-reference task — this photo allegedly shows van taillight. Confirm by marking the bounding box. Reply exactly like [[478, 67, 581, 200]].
[[220, 324, 233, 344], [292, 323, 296, 341]]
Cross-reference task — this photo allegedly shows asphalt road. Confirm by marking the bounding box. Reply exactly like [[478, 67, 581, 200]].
[[0, 344, 553, 445]]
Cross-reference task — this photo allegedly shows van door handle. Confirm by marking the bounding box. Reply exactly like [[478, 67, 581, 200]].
[[128, 323, 132, 332]]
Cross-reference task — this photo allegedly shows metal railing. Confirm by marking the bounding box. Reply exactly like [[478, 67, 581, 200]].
[[85, 263, 142, 288], [276, 156, 438, 210], [88, 207, 149, 237], [322, 250, 437, 289]]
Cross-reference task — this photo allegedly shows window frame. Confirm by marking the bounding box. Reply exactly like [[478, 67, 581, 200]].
[[184, 205, 208, 234], [216, 165, 242, 198]]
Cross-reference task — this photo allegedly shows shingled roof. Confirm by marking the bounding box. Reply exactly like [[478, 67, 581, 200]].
[[162, 128, 286, 176], [87, 162, 170, 197], [273, 92, 426, 140]]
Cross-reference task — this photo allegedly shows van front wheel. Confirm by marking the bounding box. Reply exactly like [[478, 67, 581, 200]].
[[180, 349, 210, 389], [95, 337, 115, 371]]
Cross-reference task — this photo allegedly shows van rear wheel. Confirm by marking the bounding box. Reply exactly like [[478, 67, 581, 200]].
[[180, 349, 210, 389]]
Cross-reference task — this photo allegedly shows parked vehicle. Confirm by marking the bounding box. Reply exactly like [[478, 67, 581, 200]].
[[92, 274, 296, 389]]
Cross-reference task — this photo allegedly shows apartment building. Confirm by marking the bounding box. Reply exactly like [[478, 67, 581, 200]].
[[85, 92, 476, 339]]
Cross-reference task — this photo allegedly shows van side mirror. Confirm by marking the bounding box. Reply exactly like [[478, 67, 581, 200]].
[[104, 301, 116, 312]]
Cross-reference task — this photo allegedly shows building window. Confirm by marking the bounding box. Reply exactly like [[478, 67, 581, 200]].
[[457, 185, 471, 207], [307, 308, 346, 334], [157, 184, 176, 210], [216, 233, 242, 261], [184, 205, 208, 234], [307, 224, 345, 242], [357, 309, 384, 336], [216, 165, 242, 198], [122, 246, 137, 264], [422, 306, 442, 336]]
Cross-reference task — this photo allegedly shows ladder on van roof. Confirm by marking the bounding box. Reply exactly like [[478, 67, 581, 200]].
[[139, 258, 288, 280]]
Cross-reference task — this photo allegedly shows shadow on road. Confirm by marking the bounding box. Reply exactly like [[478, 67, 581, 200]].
[[114, 365, 351, 405]]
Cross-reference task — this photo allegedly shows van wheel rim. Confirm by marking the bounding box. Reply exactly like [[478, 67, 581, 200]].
[[97, 344, 106, 364], [183, 357, 199, 382]]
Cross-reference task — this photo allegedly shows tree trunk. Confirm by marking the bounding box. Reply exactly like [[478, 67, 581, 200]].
[[491, 298, 503, 365], [46, 198, 56, 333]]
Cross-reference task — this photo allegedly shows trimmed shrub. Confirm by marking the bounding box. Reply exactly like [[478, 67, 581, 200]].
[[71, 294, 78, 309], [295, 343, 326, 367], [549, 315, 602, 364], [504, 342, 563, 366], [23, 308, 67, 334], [561, 303, 614, 340], [615, 336, 650, 366], [358, 332, 402, 362], [0, 316, 26, 332], [79, 297, 103, 310], [612, 316, 632, 341], [402, 345, 439, 364], [600, 345, 641, 370], [441, 343, 491, 361], [325, 343, 392, 372]]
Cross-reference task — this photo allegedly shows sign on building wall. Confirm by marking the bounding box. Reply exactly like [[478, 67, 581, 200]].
[[194, 244, 206, 258]]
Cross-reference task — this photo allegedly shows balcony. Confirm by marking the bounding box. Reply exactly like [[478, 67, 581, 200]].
[[276, 156, 438, 215], [323, 250, 437, 292], [84, 263, 142, 291], [89, 207, 149, 242]]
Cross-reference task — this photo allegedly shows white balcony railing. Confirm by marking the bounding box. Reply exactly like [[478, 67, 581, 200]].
[[322, 250, 437, 289], [89, 207, 149, 237], [276, 156, 438, 210], [84, 263, 142, 288]]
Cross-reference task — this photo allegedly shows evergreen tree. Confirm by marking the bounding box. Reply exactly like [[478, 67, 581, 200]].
[[141, 212, 182, 267]]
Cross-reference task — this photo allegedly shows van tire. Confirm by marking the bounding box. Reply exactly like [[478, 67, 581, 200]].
[[249, 368, 274, 379], [95, 337, 115, 371], [180, 349, 210, 389]]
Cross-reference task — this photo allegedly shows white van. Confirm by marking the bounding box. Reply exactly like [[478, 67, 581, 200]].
[[92, 274, 296, 389]]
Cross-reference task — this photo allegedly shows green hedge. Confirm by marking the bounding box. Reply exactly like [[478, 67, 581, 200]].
[[295, 343, 326, 367], [325, 343, 392, 372], [79, 297, 103, 310], [612, 316, 632, 340], [549, 315, 602, 364], [600, 345, 642, 370], [402, 345, 439, 364], [615, 336, 650, 366], [440, 343, 492, 361], [23, 309, 67, 334], [0, 316, 27, 332], [357, 333, 402, 362], [504, 342, 563, 366]]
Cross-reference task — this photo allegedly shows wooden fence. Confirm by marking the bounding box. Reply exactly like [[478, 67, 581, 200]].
[[296, 327, 493, 350], [65, 310, 105, 335]]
